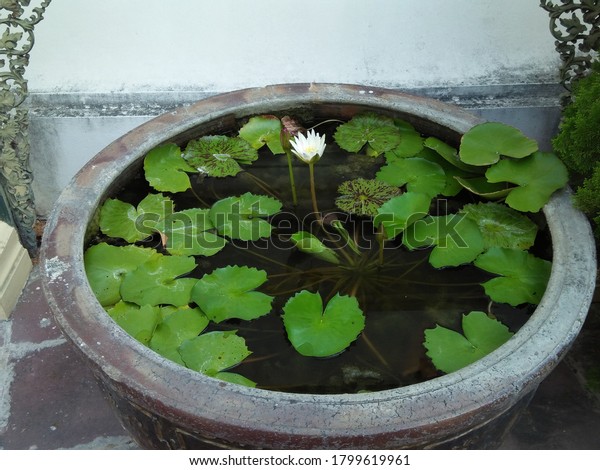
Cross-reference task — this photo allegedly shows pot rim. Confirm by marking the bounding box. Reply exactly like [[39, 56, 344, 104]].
[[40, 83, 597, 445]]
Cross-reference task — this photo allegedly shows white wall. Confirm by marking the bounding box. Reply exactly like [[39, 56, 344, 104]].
[[27, 0, 560, 93]]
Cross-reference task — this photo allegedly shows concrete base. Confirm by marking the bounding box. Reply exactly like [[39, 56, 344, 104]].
[[0, 222, 32, 320]]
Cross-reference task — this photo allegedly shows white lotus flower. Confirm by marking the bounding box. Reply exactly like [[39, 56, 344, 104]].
[[290, 129, 326, 164]]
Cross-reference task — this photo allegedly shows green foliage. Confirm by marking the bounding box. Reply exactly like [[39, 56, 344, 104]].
[[333, 113, 402, 156], [183, 135, 258, 177], [573, 164, 600, 233], [459, 122, 539, 166], [474, 247, 552, 306], [144, 143, 195, 193], [190, 265, 274, 323], [424, 311, 514, 374], [335, 178, 400, 216], [282, 291, 366, 357], [374, 192, 431, 239], [106, 301, 161, 346], [376, 157, 446, 198], [290, 231, 340, 264], [238, 115, 284, 154], [553, 61, 600, 175], [209, 192, 282, 241]]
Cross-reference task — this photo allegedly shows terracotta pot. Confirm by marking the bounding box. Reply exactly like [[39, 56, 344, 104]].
[[40, 84, 596, 449]]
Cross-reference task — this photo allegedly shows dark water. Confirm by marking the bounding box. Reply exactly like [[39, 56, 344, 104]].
[[101, 136, 536, 394]]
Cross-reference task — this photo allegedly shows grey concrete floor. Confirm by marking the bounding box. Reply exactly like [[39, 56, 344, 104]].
[[1, 266, 599, 450]]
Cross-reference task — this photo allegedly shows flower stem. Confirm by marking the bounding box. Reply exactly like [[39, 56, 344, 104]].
[[285, 150, 298, 206], [308, 162, 320, 220]]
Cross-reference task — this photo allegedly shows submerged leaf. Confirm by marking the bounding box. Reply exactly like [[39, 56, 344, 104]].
[[376, 157, 446, 198], [84, 243, 157, 307], [282, 291, 365, 358], [474, 247, 551, 306], [333, 113, 402, 156], [209, 192, 282, 241], [290, 231, 340, 264], [403, 214, 485, 268], [106, 301, 161, 346], [144, 143, 195, 193], [459, 122, 539, 166], [424, 311, 513, 373], [335, 178, 401, 216], [485, 151, 569, 212], [179, 331, 252, 377], [374, 192, 431, 239], [120, 254, 197, 307], [238, 115, 284, 154], [183, 135, 258, 177], [190, 265, 274, 323], [461, 202, 538, 250]]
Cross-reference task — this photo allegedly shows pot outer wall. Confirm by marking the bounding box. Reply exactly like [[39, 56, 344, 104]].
[[40, 83, 597, 449]]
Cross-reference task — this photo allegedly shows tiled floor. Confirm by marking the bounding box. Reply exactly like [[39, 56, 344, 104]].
[[1, 266, 599, 450]]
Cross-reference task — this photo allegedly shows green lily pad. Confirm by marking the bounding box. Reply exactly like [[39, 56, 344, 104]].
[[424, 136, 483, 173], [416, 147, 470, 197], [190, 265, 274, 323], [385, 121, 424, 158], [485, 151, 569, 212], [149, 306, 209, 365], [335, 178, 401, 217], [84, 243, 157, 307], [454, 177, 514, 199], [156, 208, 227, 257], [120, 254, 197, 307], [179, 331, 252, 377], [373, 192, 431, 239], [459, 122, 539, 166], [213, 371, 257, 387], [183, 135, 258, 177], [403, 214, 485, 268], [282, 291, 366, 358], [144, 143, 195, 193], [376, 157, 446, 198], [424, 311, 514, 374], [461, 202, 538, 250], [209, 193, 282, 241], [290, 231, 340, 265], [474, 247, 552, 306], [333, 113, 402, 156], [106, 301, 161, 346], [238, 115, 284, 154]]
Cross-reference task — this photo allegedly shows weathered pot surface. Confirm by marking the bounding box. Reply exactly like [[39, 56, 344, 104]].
[[40, 83, 596, 449]]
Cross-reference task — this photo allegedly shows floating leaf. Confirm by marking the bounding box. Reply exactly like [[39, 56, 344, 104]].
[[179, 331, 252, 377], [190, 265, 273, 323], [373, 192, 431, 239], [120, 254, 197, 307], [461, 202, 538, 250], [474, 247, 551, 306], [335, 178, 401, 216], [99, 193, 172, 242], [333, 113, 402, 156], [376, 157, 446, 197], [209, 192, 282, 241], [144, 143, 195, 193], [424, 311, 514, 374], [403, 214, 485, 268], [385, 120, 424, 158], [485, 151, 569, 212], [290, 231, 340, 264], [149, 307, 209, 365], [454, 176, 514, 199], [183, 136, 258, 177], [459, 122, 538, 166], [156, 208, 227, 257], [238, 115, 284, 154], [282, 291, 365, 358], [416, 147, 468, 196], [423, 136, 483, 173], [106, 301, 161, 346], [84, 243, 157, 307], [213, 371, 257, 387]]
